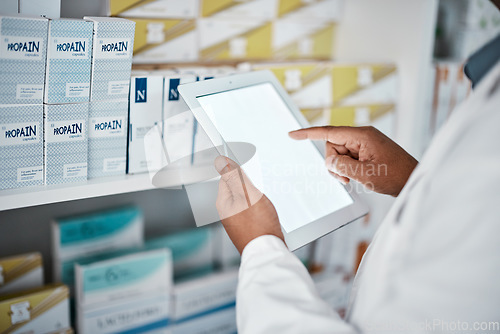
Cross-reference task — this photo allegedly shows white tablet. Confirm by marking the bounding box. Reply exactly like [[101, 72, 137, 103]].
[[179, 70, 368, 250]]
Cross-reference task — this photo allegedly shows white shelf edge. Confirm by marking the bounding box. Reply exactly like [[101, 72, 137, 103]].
[[0, 173, 161, 212]]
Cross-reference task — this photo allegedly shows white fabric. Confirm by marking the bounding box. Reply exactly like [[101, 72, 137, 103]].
[[237, 61, 500, 334]]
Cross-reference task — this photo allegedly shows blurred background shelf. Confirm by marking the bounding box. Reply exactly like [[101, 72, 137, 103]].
[[0, 173, 158, 212]]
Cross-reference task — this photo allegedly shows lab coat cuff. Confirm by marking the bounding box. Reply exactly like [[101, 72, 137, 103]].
[[241, 234, 289, 264]]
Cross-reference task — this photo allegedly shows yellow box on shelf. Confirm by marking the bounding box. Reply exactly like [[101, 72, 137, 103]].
[[278, 0, 344, 21], [252, 61, 333, 108], [198, 19, 272, 61], [272, 18, 336, 60], [0, 284, 71, 334], [129, 18, 198, 63], [330, 64, 397, 106], [0, 253, 43, 295], [251, 62, 397, 108], [109, 0, 198, 18], [326, 104, 395, 127], [200, 0, 279, 19]]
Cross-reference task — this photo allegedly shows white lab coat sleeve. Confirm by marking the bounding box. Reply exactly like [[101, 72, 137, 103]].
[[237, 235, 356, 334]]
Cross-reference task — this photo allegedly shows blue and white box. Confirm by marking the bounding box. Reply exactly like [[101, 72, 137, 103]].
[[88, 99, 128, 179], [145, 227, 215, 281], [128, 75, 164, 174], [84, 16, 135, 101], [0, 104, 43, 190], [44, 103, 88, 185], [172, 269, 238, 330], [75, 249, 173, 334], [0, 16, 48, 104], [51, 206, 144, 287], [44, 19, 93, 104]]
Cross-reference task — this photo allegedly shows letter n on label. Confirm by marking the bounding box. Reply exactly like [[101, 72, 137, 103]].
[[169, 78, 181, 101], [135, 78, 147, 103]]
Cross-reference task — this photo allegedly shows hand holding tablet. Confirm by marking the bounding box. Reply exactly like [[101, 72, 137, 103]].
[[179, 70, 368, 250]]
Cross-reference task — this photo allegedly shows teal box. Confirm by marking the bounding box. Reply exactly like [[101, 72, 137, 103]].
[[44, 19, 94, 104], [51, 206, 144, 287], [145, 227, 215, 281]]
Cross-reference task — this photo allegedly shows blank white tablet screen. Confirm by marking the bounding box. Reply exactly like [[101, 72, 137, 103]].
[[197, 83, 353, 233]]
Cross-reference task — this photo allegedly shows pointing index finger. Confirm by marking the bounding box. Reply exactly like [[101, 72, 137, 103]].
[[289, 126, 352, 146]]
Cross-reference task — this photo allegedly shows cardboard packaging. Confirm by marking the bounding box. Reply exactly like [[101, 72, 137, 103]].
[[145, 227, 215, 281], [198, 18, 272, 61], [44, 103, 88, 185], [44, 19, 93, 104], [129, 18, 198, 63], [172, 270, 238, 334], [172, 307, 236, 334], [110, 0, 198, 18], [0, 104, 44, 190], [88, 99, 129, 179], [84, 17, 135, 101], [0, 16, 48, 105], [62, 0, 198, 19], [75, 249, 173, 334], [128, 75, 164, 174], [278, 0, 344, 21], [252, 62, 398, 108], [272, 18, 336, 60], [0, 284, 71, 334], [200, 0, 279, 19], [51, 207, 144, 288], [0, 253, 43, 295]]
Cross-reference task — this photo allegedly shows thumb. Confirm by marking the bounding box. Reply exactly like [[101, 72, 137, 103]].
[[326, 154, 367, 184], [214, 155, 262, 209]]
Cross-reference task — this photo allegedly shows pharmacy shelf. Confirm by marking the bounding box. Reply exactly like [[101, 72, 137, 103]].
[[0, 173, 162, 212]]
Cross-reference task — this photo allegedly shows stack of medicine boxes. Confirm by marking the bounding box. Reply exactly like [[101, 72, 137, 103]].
[[84, 16, 135, 179], [43, 18, 93, 185], [0, 16, 48, 190]]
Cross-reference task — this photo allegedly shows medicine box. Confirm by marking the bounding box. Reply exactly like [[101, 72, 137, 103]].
[[62, 0, 198, 19], [272, 18, 337, 60], [0, 104, 44, 190], [145, 227, 215, 281], [0, 252, 43, 295], [88, 99, 129, 179], [198, 18, 272, 61], [279, 0, 345, 21], [111, 0, 199, 18], [44, 19, 93, 104], [129, 18, 198, 63], [128, 75, 164, 174], [199, 0, 279, 19], [0, 16, 48, 104], [252, 62, 398, 108], [51, 206, 144, 286], [172, 307, 236, 334], [44, 103, 88, 185], [75, 249, 173, 334], [0, 284, 71, 334], [172, 269, 238, 324], [85, 16, 135, 101]]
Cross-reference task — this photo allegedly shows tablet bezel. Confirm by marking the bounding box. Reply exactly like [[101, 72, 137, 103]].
[[179, 70, 368, 250]]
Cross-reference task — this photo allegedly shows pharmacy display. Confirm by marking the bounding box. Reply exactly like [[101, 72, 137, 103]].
[[179, 71, 368, 250]]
